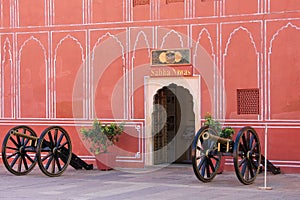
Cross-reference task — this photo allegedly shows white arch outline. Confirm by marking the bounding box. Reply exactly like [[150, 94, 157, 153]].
[[130, 30, 151, 119], [160, 29, 184, 49], [1, 37, 14, 118], [53, 34, 85, 118], [267, 22, 300, 120], [90, 32, 126, 119], [17, 36, 47, 118], [193, 27, 217, 117], [222, 26, 260, 119]]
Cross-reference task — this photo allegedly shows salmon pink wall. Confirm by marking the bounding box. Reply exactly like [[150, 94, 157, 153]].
[[0, 0, 300, 172]]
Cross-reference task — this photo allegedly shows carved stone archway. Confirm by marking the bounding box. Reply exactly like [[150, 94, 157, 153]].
[[145, 76, 201, 165]]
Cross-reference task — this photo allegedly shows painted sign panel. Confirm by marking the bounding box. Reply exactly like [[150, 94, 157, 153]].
[[151, 49, 191, 66]]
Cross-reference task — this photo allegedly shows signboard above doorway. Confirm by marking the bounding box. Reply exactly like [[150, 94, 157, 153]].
[[151, 49, 191, 66]]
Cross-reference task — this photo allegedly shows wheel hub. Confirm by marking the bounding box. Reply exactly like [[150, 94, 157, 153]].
[[247, 151, 252, 159], [52, 147, 58, 154], [19, 146, 25, 154]]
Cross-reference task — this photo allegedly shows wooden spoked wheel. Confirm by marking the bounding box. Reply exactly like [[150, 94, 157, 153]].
[[1, 126, 37, 175], [192, 125, 221, 182], [36, 126, 72, 177], [233, 126, 261, 185]]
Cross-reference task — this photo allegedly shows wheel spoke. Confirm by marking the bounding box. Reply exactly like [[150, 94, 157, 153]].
[[201, 159, 206, 177], [57, 133, 64, 147], [55, 157, 62, 171], [198, 157, 205, 170], [9, 137, 19, 148], [246, 130, 251, 149], [45, 156, 54, 170], [7, 151, 18, 159], [18, 156, 23, 171], [211, 155, 220, 162], [239, 157, 246, 167], [24, 153, 35, 164], [196, 154, 205, 161], [206, 159, 211, 178], [248, 160, 255, 178], [58, 141, 68, 149], [54, 129, 58, 146], [51, 157, 56, 173], [23, 138, 31, 147], [251, 141, 258, 152], [22, 155, 29, 170], [10, 154, 20, 168], [208, 158, 215, 173], [6, 146, 18, 151], [42, 152, 52, 162], [249, 134, 255, 149], [16, 135, 22, 146], [47, 131, 55, 147], [241, 134, 248, 152], [241, 160, 247, 177]]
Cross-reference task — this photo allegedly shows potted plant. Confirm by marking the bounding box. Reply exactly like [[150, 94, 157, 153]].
[[203, 112, 235, 139], [80, 120, 124, 170]]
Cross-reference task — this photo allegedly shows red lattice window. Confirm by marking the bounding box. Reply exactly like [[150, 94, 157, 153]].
[[237, 88, 260, 115]]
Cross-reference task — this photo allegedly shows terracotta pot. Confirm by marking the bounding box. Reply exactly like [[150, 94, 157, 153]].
[[95, 153, 115, 171]]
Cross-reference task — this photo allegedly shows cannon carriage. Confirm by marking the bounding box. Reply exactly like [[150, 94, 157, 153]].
[[191, 125, 262, 185], [1, 125, 93, 177]]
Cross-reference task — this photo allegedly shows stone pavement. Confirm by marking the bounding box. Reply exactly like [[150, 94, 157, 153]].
[[0, 164, 299, 200]]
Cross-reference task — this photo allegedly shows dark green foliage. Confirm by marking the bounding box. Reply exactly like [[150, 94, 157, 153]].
[[220, 127, 235, 139], [203, 112, 235, 139], [80, 120, 124, 155]]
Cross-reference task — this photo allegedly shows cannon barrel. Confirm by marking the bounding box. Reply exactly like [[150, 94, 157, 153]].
[[202, 132, 231, 144], [10, 130, 38, 141]]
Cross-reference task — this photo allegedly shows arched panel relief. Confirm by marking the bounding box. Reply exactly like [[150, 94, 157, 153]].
[[222, 26, 260, 119], [194, 27, 216, 72], [54, 34, 85, 118], [1, 37, 14, 118], [223, 26, 259, 56], [268, 22, 300, 120], [130, 30, 152, 119], [18, 36, 47, 118], [193, 28, 216, 118], [158, 29, 186, 49], [91, 32, 125, 120]]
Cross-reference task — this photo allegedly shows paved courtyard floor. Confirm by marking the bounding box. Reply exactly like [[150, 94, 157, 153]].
[[0, 164, 299, 200]]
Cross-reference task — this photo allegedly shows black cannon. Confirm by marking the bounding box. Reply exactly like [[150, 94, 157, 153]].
[[1, 125, 93, 177], [192, 126, 262, 185]]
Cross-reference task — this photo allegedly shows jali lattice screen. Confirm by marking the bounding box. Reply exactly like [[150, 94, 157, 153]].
[[237, 88, 260, 115]]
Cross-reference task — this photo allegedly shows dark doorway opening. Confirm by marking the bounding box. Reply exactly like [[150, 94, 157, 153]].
[[153, 84, 195, 164]]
